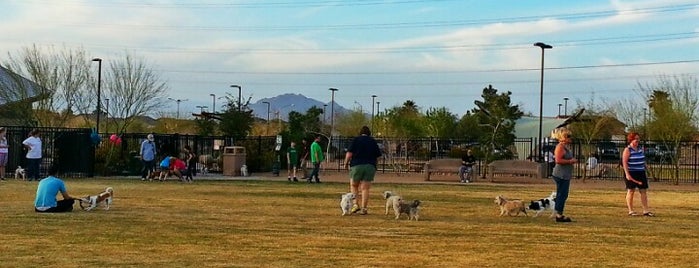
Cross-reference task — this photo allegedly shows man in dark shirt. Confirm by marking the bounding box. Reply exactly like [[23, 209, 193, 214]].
[[459, 149, 476, 183]]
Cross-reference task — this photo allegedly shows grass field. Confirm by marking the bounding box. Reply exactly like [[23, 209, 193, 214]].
[[1, 176, 699, 267]]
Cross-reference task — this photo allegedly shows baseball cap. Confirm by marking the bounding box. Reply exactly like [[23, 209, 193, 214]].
[[147, 134, 154, 141]]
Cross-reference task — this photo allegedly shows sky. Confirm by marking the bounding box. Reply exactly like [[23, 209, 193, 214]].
[[0, 0, 698, 119]]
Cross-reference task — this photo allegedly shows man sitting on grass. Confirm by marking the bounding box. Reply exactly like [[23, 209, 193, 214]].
[[34, 166, 76, 213]]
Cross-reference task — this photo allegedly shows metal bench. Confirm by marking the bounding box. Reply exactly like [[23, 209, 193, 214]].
[[424, 158, 463, 181], [487, 160, 545, 181]]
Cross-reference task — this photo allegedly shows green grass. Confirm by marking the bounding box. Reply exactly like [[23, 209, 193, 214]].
[[1, 178, 698, 267]]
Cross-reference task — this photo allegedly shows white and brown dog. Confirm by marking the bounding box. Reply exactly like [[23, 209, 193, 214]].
[[79, 187, 114, 211], [494, 195, 527, 217], [14, 166, 26, 180], [383, 191, 404, 216]]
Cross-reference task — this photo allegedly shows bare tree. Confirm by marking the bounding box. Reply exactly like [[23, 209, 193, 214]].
[[2, 44, 92, 126], [105, 54, 168, 134]]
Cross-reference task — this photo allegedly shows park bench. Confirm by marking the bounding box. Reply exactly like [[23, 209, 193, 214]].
[[487, 160, 545, 181], [424, 158, 463, 181]]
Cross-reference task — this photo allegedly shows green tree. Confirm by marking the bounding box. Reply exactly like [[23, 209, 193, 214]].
[[218, 94, 255, 139], [472, 85, 523, 165], [640, 75, 699, 184], [335, 108, 369, 136], [424, 107, 458, 138]]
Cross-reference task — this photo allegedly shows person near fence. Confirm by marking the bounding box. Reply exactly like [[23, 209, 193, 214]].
[[551, 127, 577, 222], [140, 134, 157, 181], [34, 166, 76, 213], [184, 145, 196, 181], [286, 141, 299, 182], [622, 132, 654, 217], [308, 136, 324, 183], [545, 149, 555, 178], [344, 126, 382, 215], [458, 149, 476, 183], [0, 127, 8, 181], [22, 129, 42, 181], [299, 139, 310, 180]]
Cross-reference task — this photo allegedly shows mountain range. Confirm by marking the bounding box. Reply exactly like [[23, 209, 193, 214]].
[[248, 93, 351, 121]]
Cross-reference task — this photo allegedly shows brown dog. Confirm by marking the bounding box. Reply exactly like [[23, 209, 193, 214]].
[[494, 195, 527, 216]]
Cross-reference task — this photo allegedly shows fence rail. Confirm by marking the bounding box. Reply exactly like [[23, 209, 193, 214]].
[[3, 126, 699, 183]]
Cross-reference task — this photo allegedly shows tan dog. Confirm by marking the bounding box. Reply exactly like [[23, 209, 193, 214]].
[[494, 195, 527, 216], [383, 191, 403, 215]]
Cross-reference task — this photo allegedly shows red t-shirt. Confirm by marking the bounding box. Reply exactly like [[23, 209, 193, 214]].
[[172, 159, 186, 171]]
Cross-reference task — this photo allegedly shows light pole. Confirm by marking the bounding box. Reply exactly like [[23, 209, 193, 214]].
[[196, 105, 208, 113], [534, 42, 552, 162], [92, 58, 102, 134], [376, 101, 380, 116], [558, 103, 562, 117], [168, 98, 189, 119], [322, 104, 327, 124], [231, 85, 242, 111], [209, 93, 216, 114], [563, 97, 569, 117], [353, 100, 363, 113], [329, 88, 338, 136], [104, 98, 110, 133], [262, 101, 270, 122], [371, 95, 377, 129]]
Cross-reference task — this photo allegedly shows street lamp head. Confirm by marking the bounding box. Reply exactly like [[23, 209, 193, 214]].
[[230, 84, 241, 89], [533, 42, 553, 49], [329, 88, 339, 91], [210, 93, 215, 97], [92, 58, 102, 62], [371, 94, 377, 98]]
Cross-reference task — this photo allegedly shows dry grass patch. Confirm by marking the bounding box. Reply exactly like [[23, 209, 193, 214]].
[[1, 178, 698, 267]]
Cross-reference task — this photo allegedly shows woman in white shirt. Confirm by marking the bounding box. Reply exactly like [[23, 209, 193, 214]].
[[22, 129, 42, 181]]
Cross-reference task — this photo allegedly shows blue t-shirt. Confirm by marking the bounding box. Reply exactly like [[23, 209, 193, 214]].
[[34, 176, 67, 209], [347, 135, 382, 167], [159, 157, 171, 168]]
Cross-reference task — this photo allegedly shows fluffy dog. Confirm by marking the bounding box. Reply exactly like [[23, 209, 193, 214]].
[[340, 192, 357, 216], [528, 192, 557, 218], [494, 195, 527, 216], [15, 166, 26, 180], [79, 187, 114, 211], [395, 199, 421, 221], [383, 191, 403, 215], [147, 170, 161, 180]]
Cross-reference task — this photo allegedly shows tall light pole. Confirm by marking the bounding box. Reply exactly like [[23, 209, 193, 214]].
[[92, 58, 102, 134], [534, 42, 552, 162], [376, 101, 380, 116], [231, 84, 242, 111], [168, 98, 189, 119], [262, 101, 270, 122], [322, 104, 327, 124], [104, 98, 110, 133], [563, 97, 569, 117], [329, 88, 338, 136], [209, 93, 216, 114], [557, 103, 562, 117], [196, 105, 208, 113], [371, 95, 377, 129]]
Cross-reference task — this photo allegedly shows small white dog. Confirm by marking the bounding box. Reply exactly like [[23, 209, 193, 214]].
[[528, 192, 557, 218], [494, 195, 527, 217], [79, 187, 114, 211], [340, 192, 357, 216], [14, 166, 26, 180], [241, 165, 249, 177], [383, 191, 403, 216]]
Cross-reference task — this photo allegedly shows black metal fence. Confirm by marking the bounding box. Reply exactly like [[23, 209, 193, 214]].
[[4, 126, 699, 183]]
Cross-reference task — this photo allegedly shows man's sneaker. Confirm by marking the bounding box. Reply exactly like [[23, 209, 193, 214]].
[[465, 180, 471, 183], [460, 179, 465, 183], [350, 204, 361, 214], [287, 177, 292, 181], [292, 177, 298, 182], [359, 208, 368, 215]]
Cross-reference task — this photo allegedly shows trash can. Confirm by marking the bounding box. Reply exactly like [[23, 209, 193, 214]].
[[222, 146, 246, 176]]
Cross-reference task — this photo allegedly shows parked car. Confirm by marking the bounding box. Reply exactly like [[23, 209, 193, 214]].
[[596, 141, 620, 160], [645, 143, 675, 162]]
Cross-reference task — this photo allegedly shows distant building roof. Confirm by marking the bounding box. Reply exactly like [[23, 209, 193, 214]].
[[0, 65, 49, 106]]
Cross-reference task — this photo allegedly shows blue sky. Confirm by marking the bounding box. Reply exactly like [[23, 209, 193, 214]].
[[1, 0, 698, 119]]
